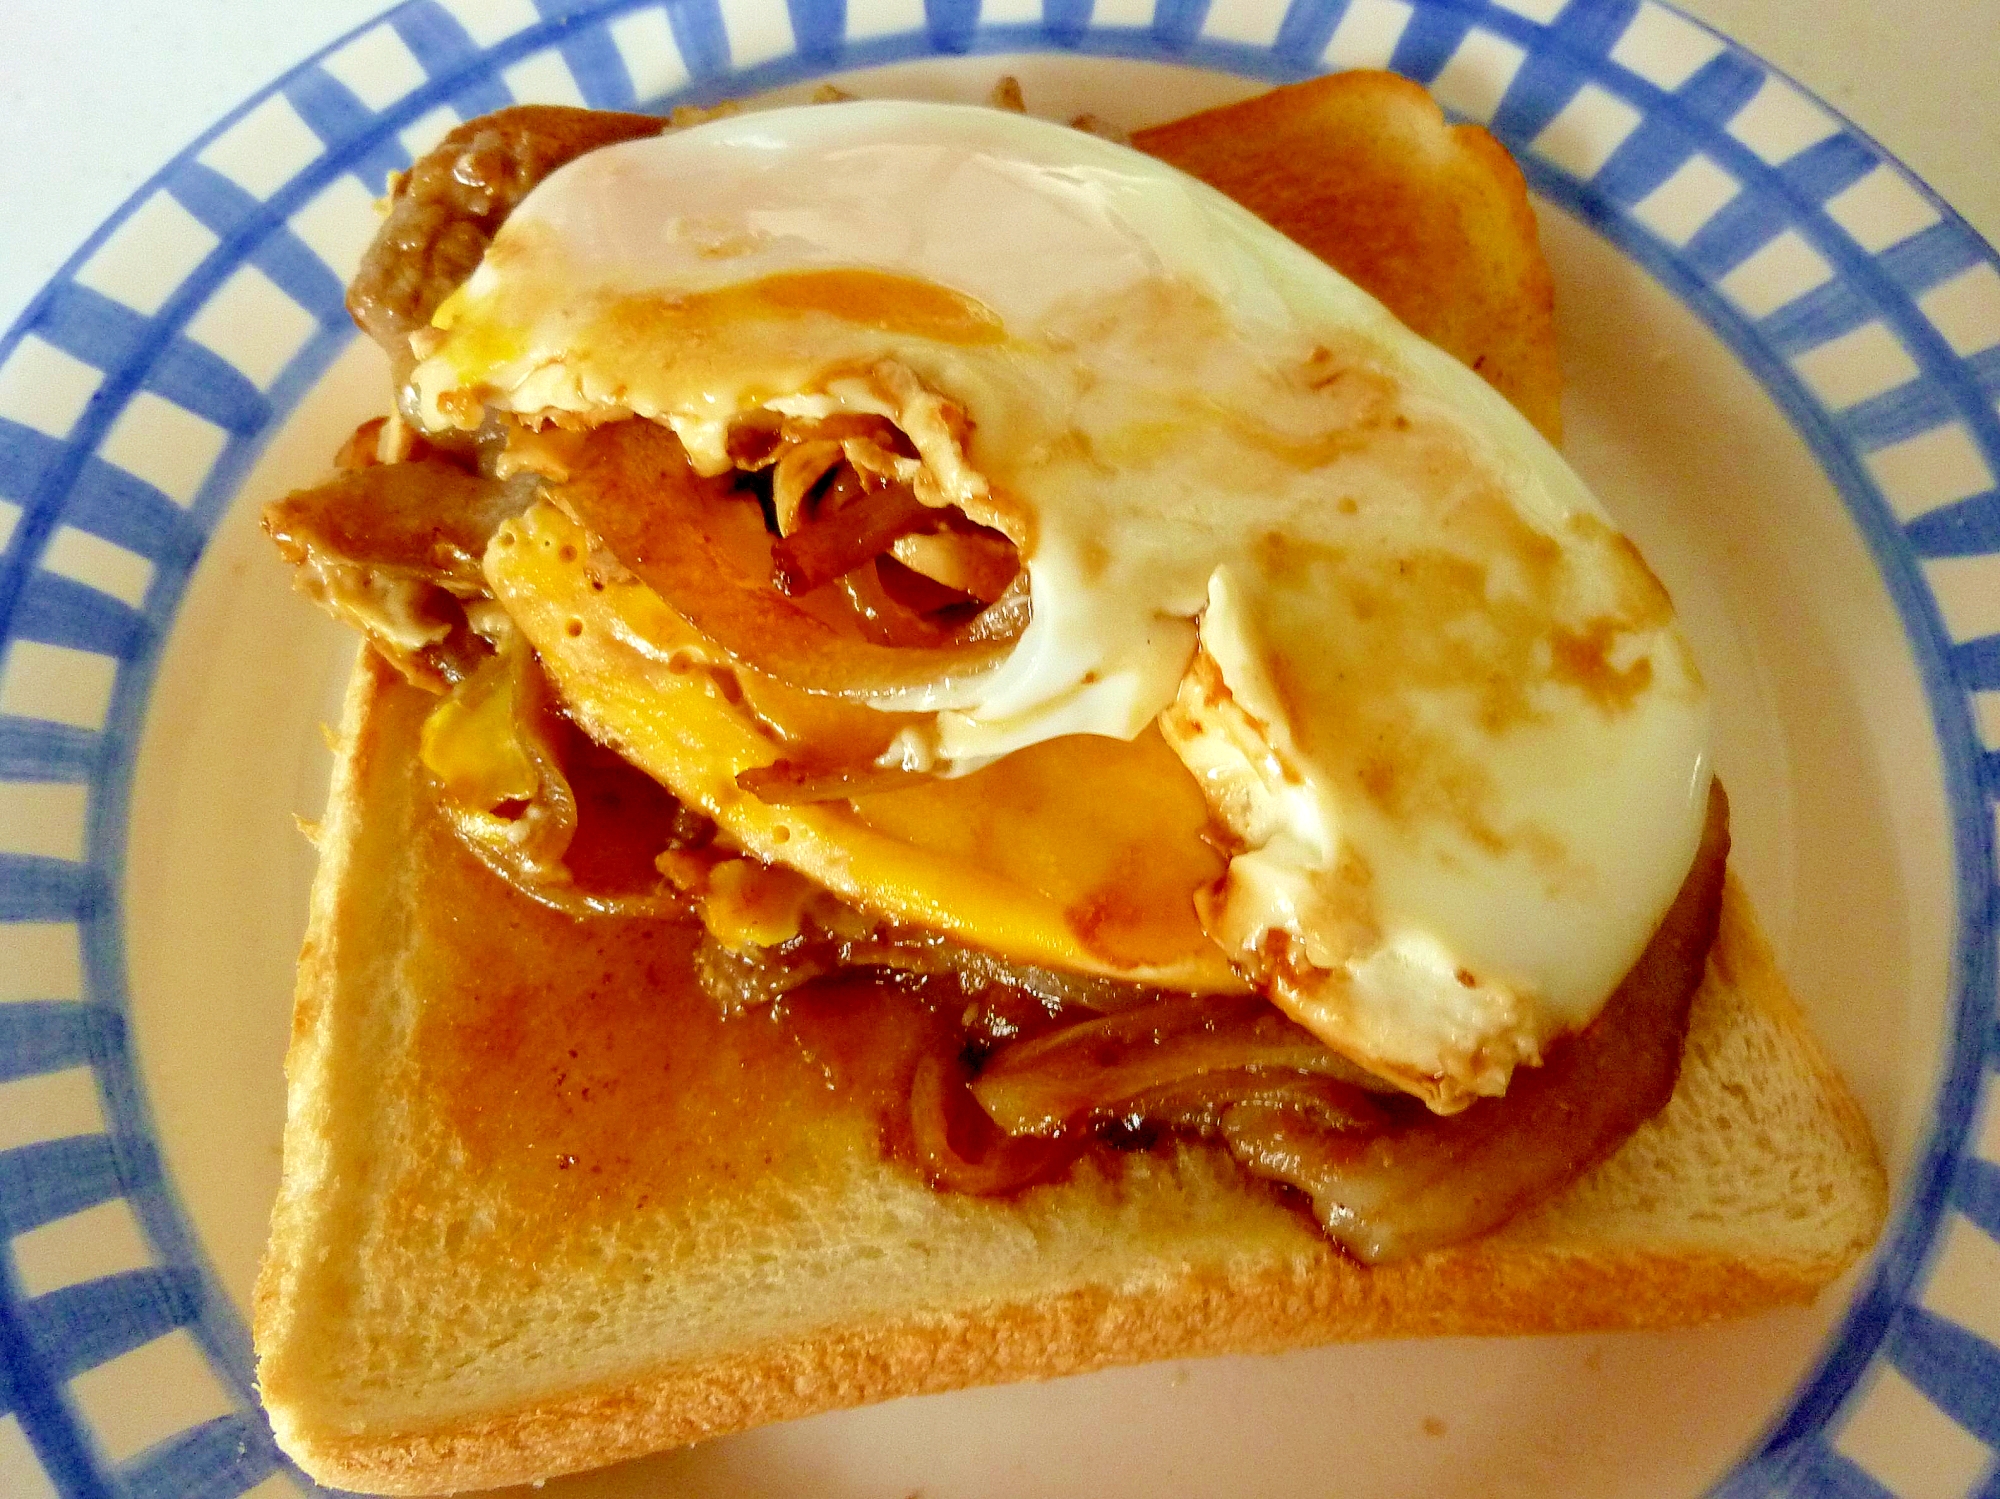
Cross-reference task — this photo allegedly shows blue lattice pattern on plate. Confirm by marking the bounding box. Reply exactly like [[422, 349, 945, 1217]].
[[1, 1, 1996, 1494]]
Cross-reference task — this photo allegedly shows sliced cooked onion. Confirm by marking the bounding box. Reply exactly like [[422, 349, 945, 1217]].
[[909, 1052, 1068, 1196], [891, 526, 1020, 603], [970, 992, 1381, 1138], [425, 634, 686, 920], [734, 412, 912, 473], [951, 572, 1032, 645], [872, 555, 975, 615], [770, 481, 933, 597], [1118, 1068, 1389, 1136], [1223, 782, 1731, 1265], [688, 905, 1166, 1019], [557, 420, 1019, 707], [768, 439, 844, 534], [767, 437, 1014, 634], [844, 436, 921, 487], [838, 559, 965, 648], [484, 861, 689, 921], [264, 458, 539, 687], [941, 948, 1163, 1015]]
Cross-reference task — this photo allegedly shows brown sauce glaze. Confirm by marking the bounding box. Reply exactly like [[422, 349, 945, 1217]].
[[404, 793, 1103, 1270], [403, 732, 1060, 1243], [403, 717, 1718, 1269], [404, 819, 905, 1251], [549, 710, 713, 900]]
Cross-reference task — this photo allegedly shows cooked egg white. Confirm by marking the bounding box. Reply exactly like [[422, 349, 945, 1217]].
[[411, 101, 1712, 1112]]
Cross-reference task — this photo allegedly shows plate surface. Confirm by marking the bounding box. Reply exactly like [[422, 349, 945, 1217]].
[[2, 2, 1998, 1497]]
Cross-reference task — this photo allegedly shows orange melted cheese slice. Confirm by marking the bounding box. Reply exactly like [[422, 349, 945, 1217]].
[[488, 501, 1243, 990]]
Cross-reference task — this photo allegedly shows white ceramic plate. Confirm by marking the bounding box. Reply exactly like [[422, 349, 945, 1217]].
[[3, 3, 1998, 1496]]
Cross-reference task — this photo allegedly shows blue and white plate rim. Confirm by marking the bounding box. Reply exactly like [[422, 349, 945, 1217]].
[[1, 0, 1997, 1495]]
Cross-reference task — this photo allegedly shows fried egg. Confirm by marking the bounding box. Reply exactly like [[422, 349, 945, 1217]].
[[411, 101, 1712, 1112]]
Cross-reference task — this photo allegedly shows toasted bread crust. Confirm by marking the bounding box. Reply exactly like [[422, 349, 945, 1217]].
[[293, 1247, 1849, 1495], [255, 654, 1885, 1495]]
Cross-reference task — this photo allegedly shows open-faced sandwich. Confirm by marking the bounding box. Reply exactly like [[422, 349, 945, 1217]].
[[251, 72, 1887, 1495]]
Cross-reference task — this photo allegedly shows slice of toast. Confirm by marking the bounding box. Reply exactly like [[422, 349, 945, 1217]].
[[1133, 70, 1564, 444], [253, 649, 1886, 1495]]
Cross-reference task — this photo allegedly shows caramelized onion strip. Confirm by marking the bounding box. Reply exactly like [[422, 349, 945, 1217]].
[[1229, 782, 1731, 1264], [970, 992, 1379, 1138], [766, 438, 843, 534], [891, 526, 1020, 604], [837, 561, 961, 648], [909, 1052, 1068, 1196], [1119, 1068, 1390, 1136], [770, 481, 934, 597], [556, 420, 1017, 705], [950, 572, 1032, 645], [870, 555, 974, 616]]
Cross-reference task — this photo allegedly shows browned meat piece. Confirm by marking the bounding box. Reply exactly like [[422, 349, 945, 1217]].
[[348, 105, 666, 391], [263, 459, 537, 688]]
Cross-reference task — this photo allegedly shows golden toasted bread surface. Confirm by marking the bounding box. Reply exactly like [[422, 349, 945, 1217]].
[[253, 655, 1885, 1495], [1134, 71, 1564, 442]]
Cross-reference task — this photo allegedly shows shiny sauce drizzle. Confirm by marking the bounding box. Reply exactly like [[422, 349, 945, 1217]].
[[399, 712, 1057, 1272], [397, 685, 1719, 1269]]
